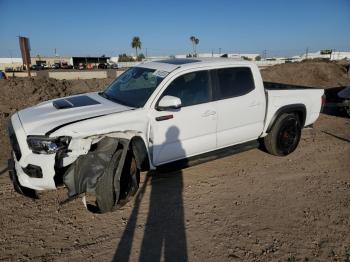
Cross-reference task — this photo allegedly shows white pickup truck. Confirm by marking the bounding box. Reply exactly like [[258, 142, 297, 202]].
[[8, 59, 324, 212]]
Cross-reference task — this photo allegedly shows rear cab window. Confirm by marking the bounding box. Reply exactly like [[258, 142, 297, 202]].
[[213, 67, 255, 100]]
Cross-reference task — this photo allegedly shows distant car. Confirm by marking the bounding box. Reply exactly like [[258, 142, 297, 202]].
[[4, 67, 14, 72], [61, 63, 73, 69], [324, 86, 350, 117], [78, 63, 85, 70], [51, 63, 60, 69], [108, 63, 118, 69], [31, 65, 44, 70], [98, 63, 107, 69], [0, 71, 7, 79]]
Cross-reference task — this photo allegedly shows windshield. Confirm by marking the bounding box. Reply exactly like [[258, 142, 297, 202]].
[[101, 67, 165, 107]]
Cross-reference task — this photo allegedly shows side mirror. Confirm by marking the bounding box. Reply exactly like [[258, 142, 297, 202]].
[[157, 95, 182, 111]]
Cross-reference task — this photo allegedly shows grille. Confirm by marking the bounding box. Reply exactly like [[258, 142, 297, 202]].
[[8, 121, 22, 161]]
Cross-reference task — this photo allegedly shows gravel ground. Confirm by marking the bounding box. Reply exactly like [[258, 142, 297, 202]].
[[0, 114, 349, 261]]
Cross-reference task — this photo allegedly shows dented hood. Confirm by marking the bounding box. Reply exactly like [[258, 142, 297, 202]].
[[17, 92, 132, 135]]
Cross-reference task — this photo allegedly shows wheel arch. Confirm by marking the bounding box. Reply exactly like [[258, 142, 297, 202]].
[[130, 136, 150, 172], [266, 104, 306, 133]]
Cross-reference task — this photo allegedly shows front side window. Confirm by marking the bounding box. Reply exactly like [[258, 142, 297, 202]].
[[161, 70, 210, 107], [216, 67, 255, 99], [101, 67, 165, 107]]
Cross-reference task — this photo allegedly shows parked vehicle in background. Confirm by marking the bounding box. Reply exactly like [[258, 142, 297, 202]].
[[7, 58, 324, 213], [0, 70, 7, 79], [31, 64, 44, 70], [77, 63, 85, 70], [324, 86, 350, 117], [107, 63, 118, 69], [98, 63, 107, 69], [51, 63, 60, 69], [4, 67, 14, 72], [61, 62, 73, 69]]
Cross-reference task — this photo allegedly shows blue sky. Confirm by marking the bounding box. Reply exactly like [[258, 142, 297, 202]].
[[0, 0, 349, 57]]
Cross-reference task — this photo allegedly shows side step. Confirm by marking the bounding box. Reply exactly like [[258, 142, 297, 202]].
[[156, 140, 259, 173]]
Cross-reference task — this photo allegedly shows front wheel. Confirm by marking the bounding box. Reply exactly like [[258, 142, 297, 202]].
[[95, 149, 140, 213], [263, 113, 302, 156]]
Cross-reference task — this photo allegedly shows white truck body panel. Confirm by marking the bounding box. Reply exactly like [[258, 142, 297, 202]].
[[263, 89, 324, 135], [8, 59, 324, 191]]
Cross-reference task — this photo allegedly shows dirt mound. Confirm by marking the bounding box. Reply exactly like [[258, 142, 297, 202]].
[[261, 60, 350, 88], [0, 77, 113, 164], [0, 77, 112, 115]]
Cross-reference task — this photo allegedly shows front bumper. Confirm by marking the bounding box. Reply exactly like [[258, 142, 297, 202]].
[[8, 114, 57, 191], [8, 158, 38, 198]]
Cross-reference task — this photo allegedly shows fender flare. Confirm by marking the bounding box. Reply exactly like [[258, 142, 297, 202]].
[[266, 104, 306, 133]]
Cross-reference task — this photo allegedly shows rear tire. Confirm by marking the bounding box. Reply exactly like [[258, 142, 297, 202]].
[[263, 113, 301, 156]]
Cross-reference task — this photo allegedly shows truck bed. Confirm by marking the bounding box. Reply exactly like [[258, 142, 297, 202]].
[[262, 83, 324, 135], [264, 81, 319, 90]]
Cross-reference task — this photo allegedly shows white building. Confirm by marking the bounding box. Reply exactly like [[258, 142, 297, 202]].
[[0, 58, 23, 71], [301, 50, 350, 61]]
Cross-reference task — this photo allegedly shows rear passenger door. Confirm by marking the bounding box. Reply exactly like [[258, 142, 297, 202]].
[[213, 67, 265, 148]]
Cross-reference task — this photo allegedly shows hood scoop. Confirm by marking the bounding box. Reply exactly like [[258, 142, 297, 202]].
[[53, 95, 100, 109]]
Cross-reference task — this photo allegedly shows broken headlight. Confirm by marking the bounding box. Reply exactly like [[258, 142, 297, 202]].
[[27, 136, 71, 154]]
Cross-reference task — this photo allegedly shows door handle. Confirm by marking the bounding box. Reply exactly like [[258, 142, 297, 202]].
[[155, 115, 174, 121], [202, 110, 216, 117]]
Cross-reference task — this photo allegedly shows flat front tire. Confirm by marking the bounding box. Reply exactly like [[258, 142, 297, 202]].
[[95, 149, 140, 213]]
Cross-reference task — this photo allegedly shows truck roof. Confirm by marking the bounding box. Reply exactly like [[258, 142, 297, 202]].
[[137, 58, 254, 73]]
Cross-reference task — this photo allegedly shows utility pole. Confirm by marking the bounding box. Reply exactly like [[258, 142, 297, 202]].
[[263, 49, 267, 60], [9, 50, 14, 77], [305, 47, 309, 59], [145, 48, 148, 59]]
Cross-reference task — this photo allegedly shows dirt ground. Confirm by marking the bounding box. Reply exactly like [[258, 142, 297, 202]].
[[0, 62, 350, 261]]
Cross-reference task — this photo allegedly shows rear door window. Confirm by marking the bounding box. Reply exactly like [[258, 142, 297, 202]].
[[215, 67, 255, 99]]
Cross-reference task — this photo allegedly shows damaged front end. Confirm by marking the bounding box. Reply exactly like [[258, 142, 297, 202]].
[[9, 112, 146, 213], [61, 135, 140, 213]]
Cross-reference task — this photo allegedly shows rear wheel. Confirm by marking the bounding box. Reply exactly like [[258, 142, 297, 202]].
[[264, 113, 301, 156]]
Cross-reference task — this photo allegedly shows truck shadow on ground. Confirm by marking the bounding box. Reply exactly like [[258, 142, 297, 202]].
[[0, 166, 8, 176], [322, 130, 350, 143], [113, 171, 188, 261], [113, 126, 188, 261]]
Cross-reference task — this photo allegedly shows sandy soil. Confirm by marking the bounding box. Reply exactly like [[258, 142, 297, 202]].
[[0, 114, 349, 261], [0, 62, 350, 261], [261, 60, 350, 88]]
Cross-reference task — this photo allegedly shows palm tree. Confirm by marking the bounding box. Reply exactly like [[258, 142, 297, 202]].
[[131, 36, 142, 59], [194, 38, 199, 56], [190, 36, 196, 55], [190, 36, 199, 56]]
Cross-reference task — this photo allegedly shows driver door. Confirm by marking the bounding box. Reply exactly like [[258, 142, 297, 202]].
[[149, 70, 217, 166]]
